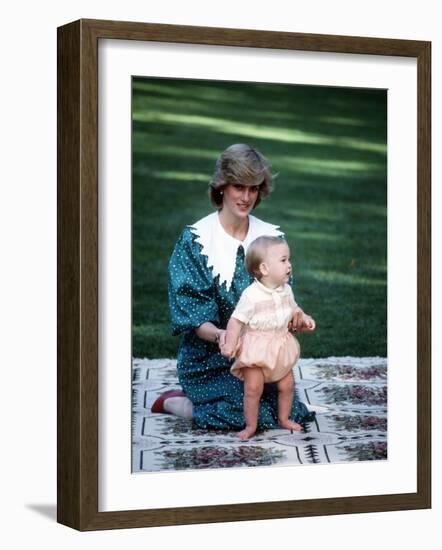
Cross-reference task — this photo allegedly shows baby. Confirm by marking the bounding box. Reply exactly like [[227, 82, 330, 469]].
[[221, 236, 315, 440]]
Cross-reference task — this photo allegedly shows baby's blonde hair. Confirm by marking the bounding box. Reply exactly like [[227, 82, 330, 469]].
[[245, 235, 287, 280]]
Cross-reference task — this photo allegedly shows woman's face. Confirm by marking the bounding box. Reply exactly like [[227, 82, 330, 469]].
[[221, 183, 260, 219]]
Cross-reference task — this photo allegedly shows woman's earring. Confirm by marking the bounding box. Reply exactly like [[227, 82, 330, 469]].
[[220, 191, 223, 195]]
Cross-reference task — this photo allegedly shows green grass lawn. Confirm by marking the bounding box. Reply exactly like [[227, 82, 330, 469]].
[[132, 78, 387, 359]]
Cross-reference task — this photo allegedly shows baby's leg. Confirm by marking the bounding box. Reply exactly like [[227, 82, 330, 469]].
[[237, 367, 265, 440], [276, 371, 302, 432]]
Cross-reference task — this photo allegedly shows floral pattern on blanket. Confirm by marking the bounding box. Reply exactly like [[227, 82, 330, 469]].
[[132, 357, 387, 472]]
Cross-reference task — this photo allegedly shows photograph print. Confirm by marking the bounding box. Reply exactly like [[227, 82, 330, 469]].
[[131, 77, 388, 473]]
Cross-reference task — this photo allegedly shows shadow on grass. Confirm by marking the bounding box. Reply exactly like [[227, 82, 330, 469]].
[[132, 78, 387, 359]]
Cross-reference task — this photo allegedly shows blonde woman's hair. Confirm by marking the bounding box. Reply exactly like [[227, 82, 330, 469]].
[[209, 144, 274, 209], [245, 235, 287, 280]]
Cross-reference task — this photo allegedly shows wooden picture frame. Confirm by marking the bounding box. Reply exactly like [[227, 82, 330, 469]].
[[57, 18, 431, 531]]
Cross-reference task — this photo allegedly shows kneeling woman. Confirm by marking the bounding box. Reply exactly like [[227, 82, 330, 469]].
[[152, 143, 315, 431]]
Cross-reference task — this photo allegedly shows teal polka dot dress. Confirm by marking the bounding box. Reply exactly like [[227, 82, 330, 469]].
[[168, 221, 315, 431]]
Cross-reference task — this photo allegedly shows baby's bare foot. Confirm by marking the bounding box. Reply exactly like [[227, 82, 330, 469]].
[[279, 419, 302, 432], [237, 426, 256, 440]]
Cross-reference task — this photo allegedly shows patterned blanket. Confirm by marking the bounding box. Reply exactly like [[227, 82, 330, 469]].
[[132, 357, 387, 472]]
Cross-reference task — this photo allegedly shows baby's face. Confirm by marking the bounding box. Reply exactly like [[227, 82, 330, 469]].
[[262, 242, 292, 287]]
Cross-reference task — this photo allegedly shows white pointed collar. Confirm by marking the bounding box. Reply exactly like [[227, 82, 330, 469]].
[[188, 212, 283, 290]]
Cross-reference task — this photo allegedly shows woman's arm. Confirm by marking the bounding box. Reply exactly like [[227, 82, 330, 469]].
[[195, 322, 225, 345], [169, 229, 221, 337]]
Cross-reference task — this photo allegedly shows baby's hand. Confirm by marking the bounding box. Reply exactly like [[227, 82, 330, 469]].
[[220, 343, 236, 359], [299, 314, 316, 332], [290, 307, 305, 332]]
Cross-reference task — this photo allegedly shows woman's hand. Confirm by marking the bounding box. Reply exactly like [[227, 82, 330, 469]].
[[216, 329, 227, 348], [217, 330, 236, 357], [195, 323, 227, 345], [219, 330, 239, 359], [220, 317, 243, 359]]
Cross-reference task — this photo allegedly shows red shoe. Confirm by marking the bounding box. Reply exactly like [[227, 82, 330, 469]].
[[151, 389, 186, 414]]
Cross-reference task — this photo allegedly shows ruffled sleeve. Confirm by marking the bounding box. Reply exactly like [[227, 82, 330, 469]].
[[168, 227, 220, 336]]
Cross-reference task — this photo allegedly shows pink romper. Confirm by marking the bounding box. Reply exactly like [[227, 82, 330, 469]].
[[230, 280, 300, 383]]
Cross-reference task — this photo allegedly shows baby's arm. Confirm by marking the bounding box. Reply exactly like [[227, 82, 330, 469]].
[[221, 317, 244, 359], [222, 287, 255, 358], [291, 306, 304, 331], [288, 286, 316, 332], [299, 312, 316, 332]]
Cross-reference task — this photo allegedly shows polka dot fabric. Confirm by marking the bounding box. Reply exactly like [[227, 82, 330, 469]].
[[168, 225, 314, 430]]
